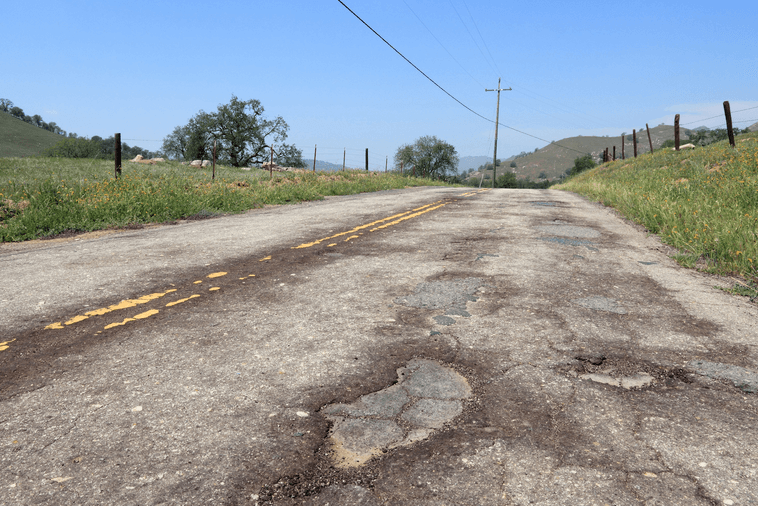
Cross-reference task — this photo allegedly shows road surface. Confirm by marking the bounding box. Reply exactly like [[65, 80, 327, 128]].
[[1, 187, 757, 505]]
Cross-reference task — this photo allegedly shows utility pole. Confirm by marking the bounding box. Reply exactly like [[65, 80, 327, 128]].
[[485, 78, 511, 188]]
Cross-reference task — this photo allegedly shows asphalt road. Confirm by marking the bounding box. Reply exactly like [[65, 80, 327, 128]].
[[1, 187, 757, 505]]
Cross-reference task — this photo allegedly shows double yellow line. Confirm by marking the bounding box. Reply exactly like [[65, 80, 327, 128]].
[[21, 193, 478, 346]]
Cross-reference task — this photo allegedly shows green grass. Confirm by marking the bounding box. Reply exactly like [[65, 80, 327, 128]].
[[0, 112, 63, 157], [555, 131, 758, 281], [0, 158, 453, 242]]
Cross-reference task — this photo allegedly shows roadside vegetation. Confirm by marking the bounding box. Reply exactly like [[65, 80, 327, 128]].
[[0, 158, 451, 242], [556, 131, 758, 282]]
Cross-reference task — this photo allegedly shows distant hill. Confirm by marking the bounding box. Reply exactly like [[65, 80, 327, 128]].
[[508, 124, 689, 180], [302, 159, 345, 171], [749, 121, 758, 132], [0, 112, 64, 157]]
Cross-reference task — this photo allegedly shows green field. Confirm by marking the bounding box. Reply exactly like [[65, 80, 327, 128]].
[[0, 158, 451, 242], [556, 131, 758, 283], [0, 112, 63, 157]]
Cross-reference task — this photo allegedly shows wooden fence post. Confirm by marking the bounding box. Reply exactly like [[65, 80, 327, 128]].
[[613, 146, 616, 161], [622, 135, 626, 160], [646, 123, 654, 153], [114, 133, 121, 178], [212, 140, 216, 180], [269, 145, 274, 178], [674, 114, 680, 151], [724, 101, 735, 147], [633, 129, 638, 158], [313, 144, 317, 172], [342, 148, 345, 171], [365, 148, 368, 172]]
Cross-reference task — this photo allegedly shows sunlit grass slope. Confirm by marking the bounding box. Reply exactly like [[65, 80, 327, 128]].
[[0, 158, 452, 242], [556, 132, 758, 281]]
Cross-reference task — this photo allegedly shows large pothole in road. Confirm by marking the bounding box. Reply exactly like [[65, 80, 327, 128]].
[[394, 278, 484, 324], [321, 359, 472, 468]]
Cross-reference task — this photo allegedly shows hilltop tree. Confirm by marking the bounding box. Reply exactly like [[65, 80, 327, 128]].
[[0, 99, 13, 113], [394, 136, 458, 178]]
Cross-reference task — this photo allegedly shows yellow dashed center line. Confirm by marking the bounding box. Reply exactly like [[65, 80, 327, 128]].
[[291, 202, 441, 250], [369, 203, 447, 231], [103, 309, 160, 330], [0, 339, 16, 352], [46, 289, 177, 330], [40, 195, 463, 335], [165, 294, 201, 307]]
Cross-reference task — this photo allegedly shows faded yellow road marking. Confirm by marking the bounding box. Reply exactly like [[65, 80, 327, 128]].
[[165, 294, 200, 307], [104, 309, 160, 330], [194, 280, 203, 284], [260, 256, 272, 261], [209, 287, 220, 291], [0, 339, 16, 351], [369, 203, 447, 231], [207, 272, 227, 279], [292, 202, 440, 250], [46, 290, 177, 330]]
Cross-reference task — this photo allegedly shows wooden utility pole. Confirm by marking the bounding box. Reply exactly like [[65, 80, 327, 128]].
[[313, 144, 317, 172], [342, 148, 346, 171], [646, 123, 654, 153], [114, 133, 121, 178], [724, 101, 735, 147], [269, 145, 274, 178], [385, 156, 388, 173], [485, 78, 512, 188], [674, 114, 681, 150], [633, 129, 638, 157]]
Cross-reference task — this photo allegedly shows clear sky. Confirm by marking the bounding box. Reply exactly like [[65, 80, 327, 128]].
[[3, 0, 756, 169]]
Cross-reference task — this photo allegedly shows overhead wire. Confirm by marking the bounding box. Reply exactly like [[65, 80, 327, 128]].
[[446, 0, 499, 79], [460, 0, 502, 78], [400, 0, 485, 89], [337, 0, 589, 157]]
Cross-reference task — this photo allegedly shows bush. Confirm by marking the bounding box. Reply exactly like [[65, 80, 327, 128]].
[[44, 138, 101, 159]]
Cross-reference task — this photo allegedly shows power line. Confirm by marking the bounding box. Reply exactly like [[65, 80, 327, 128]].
[[337, 0, 588, 157], [400, 0, 485, 88], [447, 0, 499, 78], [460, 0, 502, 77]]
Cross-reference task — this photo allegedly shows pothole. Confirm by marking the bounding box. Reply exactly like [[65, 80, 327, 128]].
[[561, 353, 692, 391], [395, 278, 484, 326], [535, 223, 601, 238], [538, 236, 599, 251], [572, 295, 627, 314], [688, 360, 758, 393], [321, 359, 472, 468]]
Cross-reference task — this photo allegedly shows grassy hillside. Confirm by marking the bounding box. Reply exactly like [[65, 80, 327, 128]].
[[0, 112, 64, 157], [556, 131, 758, 282], [513, 124, 686, 181]]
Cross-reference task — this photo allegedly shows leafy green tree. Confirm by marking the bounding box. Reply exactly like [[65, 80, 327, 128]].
[[510, 161, 517, 168], [394, 136, 458, 178], [274, 143, 306, 167], [9, 106, 24, 119], [44, 138, 101, 158], [163, 96, 293, 167], [0, 99, 13, 112], [569, 154, 596, 176], [495, 172, 517, 188]]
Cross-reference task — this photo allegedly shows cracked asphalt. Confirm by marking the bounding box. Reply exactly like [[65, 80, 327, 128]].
[[1, 187, 757, 505]]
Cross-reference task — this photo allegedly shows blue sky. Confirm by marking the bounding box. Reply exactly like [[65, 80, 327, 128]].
[[3, 0, 756, 169]]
